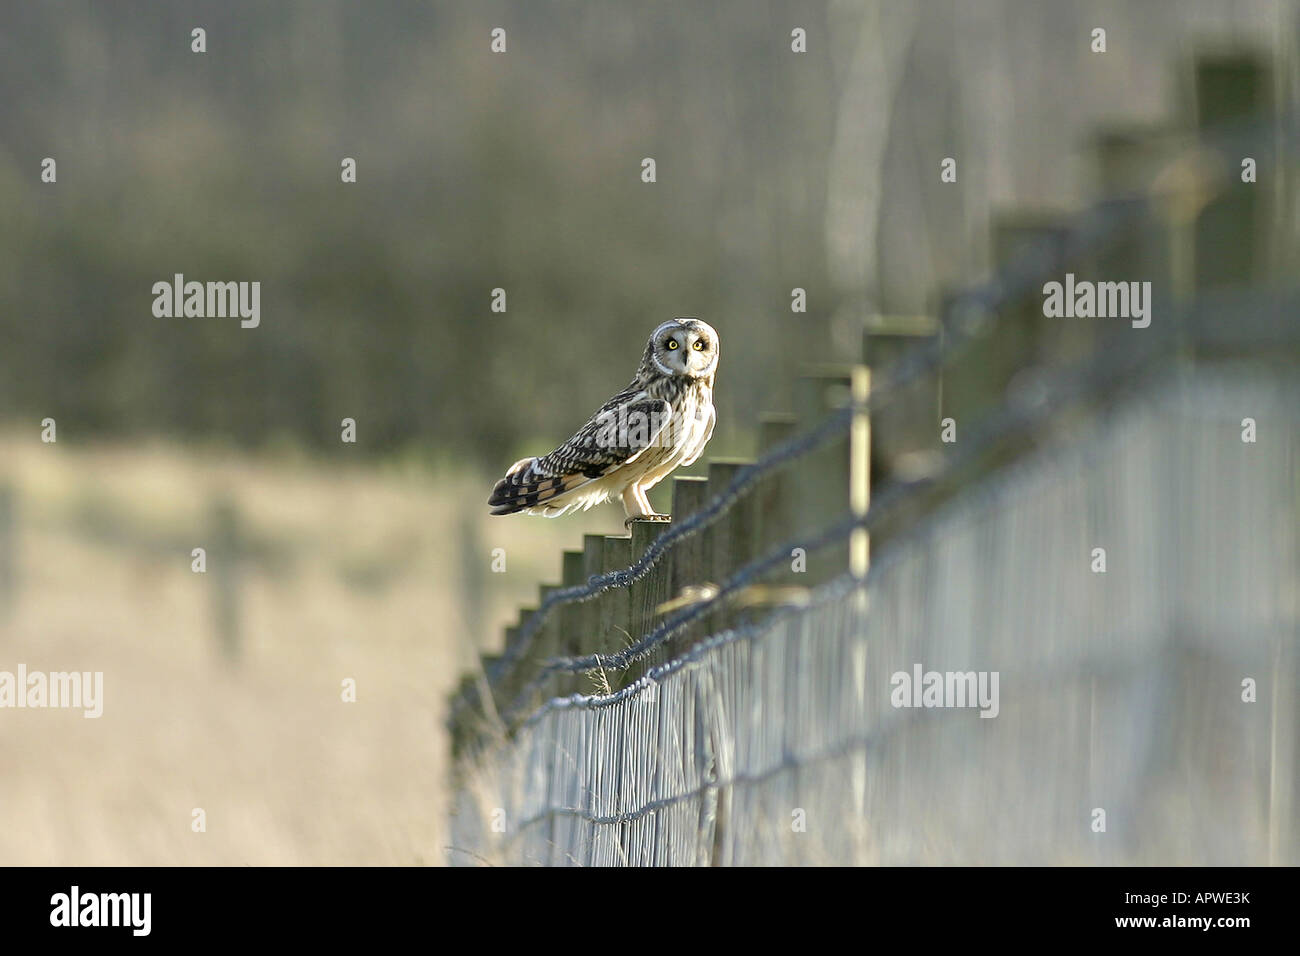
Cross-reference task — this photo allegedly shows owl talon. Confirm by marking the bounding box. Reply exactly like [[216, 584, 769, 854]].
[[625, 514, 671, 527]]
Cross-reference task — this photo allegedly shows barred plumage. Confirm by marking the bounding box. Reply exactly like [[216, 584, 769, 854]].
[[489, 318, 719, 521]]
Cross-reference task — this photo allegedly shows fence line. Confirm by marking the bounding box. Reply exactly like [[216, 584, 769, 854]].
[[474, 193, 1149, 692], [490, 100, 1299, 658], [455, 201, 1129, 734], [450, 70, 1299, 863], [494, 287, 1300, 729], [452, 363, 1299, 864], [454, 102, 1300, 740]]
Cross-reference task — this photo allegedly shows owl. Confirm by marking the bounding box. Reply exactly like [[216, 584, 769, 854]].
[[489, 318, 719, 523]]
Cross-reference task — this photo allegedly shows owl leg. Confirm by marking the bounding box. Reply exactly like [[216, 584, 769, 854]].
[[622, 483, 670, 526]]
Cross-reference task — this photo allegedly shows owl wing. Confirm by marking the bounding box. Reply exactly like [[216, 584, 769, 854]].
[[488, 386, 674, 515]]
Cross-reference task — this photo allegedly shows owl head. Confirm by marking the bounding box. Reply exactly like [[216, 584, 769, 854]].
[[643, 317, 719, 381]]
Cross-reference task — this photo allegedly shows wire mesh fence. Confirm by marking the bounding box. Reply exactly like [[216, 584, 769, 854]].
[[448, 85, 1299, 864], [449, 361, 1300, 865]]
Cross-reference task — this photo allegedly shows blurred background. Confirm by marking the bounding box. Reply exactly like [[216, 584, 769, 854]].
[[0, 0, 1296, 865]]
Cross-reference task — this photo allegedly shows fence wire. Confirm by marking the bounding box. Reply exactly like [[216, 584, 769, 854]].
[[451, 362, 1300, 865], [459, 106, 1299, 727], [471, 197, 1165, 698], [450, 109, 1299, 863], [497, 317, 1174, 726]]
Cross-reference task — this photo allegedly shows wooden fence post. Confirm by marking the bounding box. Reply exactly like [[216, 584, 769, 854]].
[[1088, 125, 1178, 348], [597, 534, 631, 692], [792, 370, 860, 586], [667, 476, 710, 659], [707, 460, 754, 636], [570, 534, 605, 696], [859, 315, 941, 495], [499, 617, 529, 717], [627, 519, 674, 681], [530, 584, 564, 710], [557, 549, 587, 699], [1192, 51, 1273, 290], [755, 415, 797, 554], [849, 366, 870, 580]]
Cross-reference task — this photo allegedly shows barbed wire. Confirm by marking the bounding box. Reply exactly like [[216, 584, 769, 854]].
[[465, 359, 1300, 862], [505, 276, 1300, 723], [460, 105, 1298, 728], [521, 573, 862, 725], [497, 313, 1192, 727], [474, 194, 1151, 697]]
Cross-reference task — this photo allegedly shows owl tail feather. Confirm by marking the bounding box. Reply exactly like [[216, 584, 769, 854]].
[[488, 458, 588, 516]]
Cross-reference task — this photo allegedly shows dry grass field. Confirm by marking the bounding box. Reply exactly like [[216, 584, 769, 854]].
[[0, 433, 614, 865]]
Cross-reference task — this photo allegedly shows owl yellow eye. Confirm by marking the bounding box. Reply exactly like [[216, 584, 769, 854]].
[[666, 339, 679, 350], [691, 339, 705, 351]]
